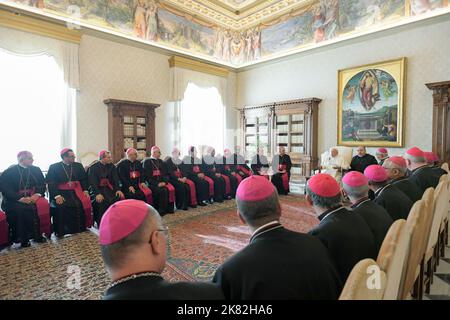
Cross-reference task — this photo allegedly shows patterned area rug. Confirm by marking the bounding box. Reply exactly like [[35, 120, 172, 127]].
[[0, 195, 317, 300]]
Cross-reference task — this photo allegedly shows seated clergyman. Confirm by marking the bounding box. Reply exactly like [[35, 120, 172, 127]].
[[101, 200, 224, 300]]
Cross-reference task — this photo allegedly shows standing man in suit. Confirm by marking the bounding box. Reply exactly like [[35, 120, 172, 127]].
[[382, 156, 422, 203], [342, 171, 393, 253], [101, 200, 224, 300], [350, 146, 378, 173], [306, 174, 376, 283], [213, 175, 342, 299], [364, 165, 413, 221]]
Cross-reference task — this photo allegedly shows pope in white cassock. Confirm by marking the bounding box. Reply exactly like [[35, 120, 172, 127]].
[[320, 148, 349, 182]]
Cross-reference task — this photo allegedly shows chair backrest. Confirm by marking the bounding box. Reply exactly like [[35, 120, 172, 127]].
[[419, 188, 435, 257], [427, 181, 448, 252], [376, 219, 410, 299], [339, 259, 387, 300], [400, 199, 426, 299], [441, 162, 449, 173]]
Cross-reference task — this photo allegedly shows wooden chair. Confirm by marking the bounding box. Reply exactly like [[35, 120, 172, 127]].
[[399, 197, 430, 300], [441, 162, 449, 173], [423, 180, 448, 293], [376, 219, 410, 300], [339, 259, 387, 300], [439, 175, 449, 257]]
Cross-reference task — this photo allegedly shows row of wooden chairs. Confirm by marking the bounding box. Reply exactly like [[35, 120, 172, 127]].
[[340, 163, 450, 300]]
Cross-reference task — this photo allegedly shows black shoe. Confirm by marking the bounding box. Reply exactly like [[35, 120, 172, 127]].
[[21, 241, 31, 248], [35, 236, 47, 243], [198, 202, 206, 206]]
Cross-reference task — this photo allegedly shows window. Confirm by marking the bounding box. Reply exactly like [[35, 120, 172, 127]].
[[179, 82, 225, 155], [0, 49, 75, 171]]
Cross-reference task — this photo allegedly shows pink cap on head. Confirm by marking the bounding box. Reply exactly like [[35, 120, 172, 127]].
[[99, 199, 149, 245], [126, 148, 137, 155], [151, 146, 160, 152], [99, 150, 109, 159], [60, 148, 71, 156], [224, 149, 230, 154], [236, 175, 276, 201], [364, 165, 388, 182], [424, 152, 439, 164], [389, 156, 407, 168], [308, 174, 341, 197], [406, 147, 424, 158], [342, 171, 368, 188], [17, 151, 32, 160], [377, 148, 388, 154]]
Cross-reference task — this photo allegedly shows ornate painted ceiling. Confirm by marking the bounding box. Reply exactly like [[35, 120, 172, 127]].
[[0, 1, 449, 68]]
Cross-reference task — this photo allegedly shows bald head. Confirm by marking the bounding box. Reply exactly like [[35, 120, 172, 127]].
[[236, 192, 281, 229]]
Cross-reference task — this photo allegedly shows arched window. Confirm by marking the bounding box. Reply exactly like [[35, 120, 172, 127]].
[[0, 49, 75, 171], [179, 82, 225, 155]]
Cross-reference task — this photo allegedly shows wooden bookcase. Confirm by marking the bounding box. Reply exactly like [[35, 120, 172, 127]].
[[104, 99, 159, 163], [240, 98, 321, 180]]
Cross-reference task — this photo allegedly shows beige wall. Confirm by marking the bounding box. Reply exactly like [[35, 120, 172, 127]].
[[236, 18, 450, 157], [77, 35, 237, 165]]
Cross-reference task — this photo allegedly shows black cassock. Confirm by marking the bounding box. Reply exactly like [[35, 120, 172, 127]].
[[88, 162, 121, 226], [250, 154, 269, 175], [230, 153, 251, 179], [142, 158, 174, 215], [202, 155, 226, 202], [309, 206, 377, 283], [181, 156, 210, 204], [216, 156, 238, 198], [104, 275, 224, 300], [271, 154, 292, 195], [408, 165, 445, 196], [374, 184, 413, 221], [392, 176, 423, 203], [164, 156, 192, 210], [213, 223, 342, 299], [350, 198, 393, 253], [0, 165, 46, 243], [46, 162, 89, 236], [116, 159, 148, 202], [350, 154, 378, 173]]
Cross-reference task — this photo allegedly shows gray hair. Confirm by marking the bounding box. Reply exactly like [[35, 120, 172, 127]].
[[306, 186, 342, 210], [236, 192, 280, 228], [383, 158, 407, 174], [342, 183, 369, 199], [405, 153, 426, 164], [101, 206, 162, 270]]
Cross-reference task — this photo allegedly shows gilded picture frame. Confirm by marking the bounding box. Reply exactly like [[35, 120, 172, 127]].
[[337, 57, 406, 147]]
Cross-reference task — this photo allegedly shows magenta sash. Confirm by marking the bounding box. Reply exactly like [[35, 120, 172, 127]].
[[203, 176, 215, 196], [221, 174, 231, 194], [58, 181, 93, 228], [185, 179, 197, 206], [130, 170, 140, 179], [0, 211, 8, 246], [175, 169, 182, 178], [99, 178, 113, 190], [138, 184, 153, 205], [278, 165, 289, 191], [19, 188, 51, 236], [193, 165, 201, 174], [152, 169, 161, 177], [165, 183, 176, 203], [224, 165, 231, 171], [234, 173, 243, 185], [237, 165, 251, 176]]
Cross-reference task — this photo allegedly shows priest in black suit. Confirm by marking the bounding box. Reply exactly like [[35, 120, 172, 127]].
[[100, 200, 224, 300], [364, 164, 413, 221], [350, 146, 378, 173], [306, 173, 376, 283], [213, 175, 342, 299], [382, 156, 422, 203], [406, 147, 445, 196], [342, 171, 393, 253]]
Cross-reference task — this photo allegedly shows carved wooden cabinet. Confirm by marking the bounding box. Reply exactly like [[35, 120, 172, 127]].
[[426, 81, 450, 165], [240, 98, 321, 179], [104, 99, 159, 163]]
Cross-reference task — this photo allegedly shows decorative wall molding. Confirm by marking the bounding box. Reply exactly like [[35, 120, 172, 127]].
[[169, 56, 229, 78]]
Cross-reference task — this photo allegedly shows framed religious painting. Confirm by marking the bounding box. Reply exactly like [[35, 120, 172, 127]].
[[337, 58, 406, 147]]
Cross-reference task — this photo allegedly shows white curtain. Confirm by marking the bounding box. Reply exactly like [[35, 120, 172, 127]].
[[0, 26, 79, 170], [169, 66, 228, 156]]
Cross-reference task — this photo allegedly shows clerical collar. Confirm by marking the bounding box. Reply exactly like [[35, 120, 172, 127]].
[[62, 161, 71, 166], [150, 157, 158, 160], [411, 165, 428, 175], [375, 184, 391, 197], [392, 176, 406, 183], [318, 206, 344, 222], [351, 197, 370, 209], [250, 221, 282, 243], [18, 163, 28, 169]]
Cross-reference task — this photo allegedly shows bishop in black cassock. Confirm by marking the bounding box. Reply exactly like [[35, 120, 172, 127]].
[[181, 146, 210, 206], [216, 149, 239, 198], [202, 147, 226, 203], [250, 148, 269, 176], [46, 148, 92, 237]]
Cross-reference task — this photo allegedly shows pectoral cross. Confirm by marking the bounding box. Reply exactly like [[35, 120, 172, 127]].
[[131, 172, 136, 179]]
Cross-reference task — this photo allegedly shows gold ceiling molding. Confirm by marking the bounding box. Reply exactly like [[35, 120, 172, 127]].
[[168, 56, 229, 77], [0, 9, 81, 44]]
